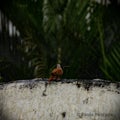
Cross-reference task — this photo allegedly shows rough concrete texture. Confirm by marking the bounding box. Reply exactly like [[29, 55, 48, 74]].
[[0, 78, 120, 120]]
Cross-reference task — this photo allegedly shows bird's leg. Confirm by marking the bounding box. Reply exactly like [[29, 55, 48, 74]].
[[56, 76, 61, 81]]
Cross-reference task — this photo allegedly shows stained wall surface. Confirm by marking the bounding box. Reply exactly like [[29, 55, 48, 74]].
[[0, 79, 120, 120]]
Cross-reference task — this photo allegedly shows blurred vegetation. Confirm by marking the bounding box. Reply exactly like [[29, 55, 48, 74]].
[[0, 0, 120, 82]]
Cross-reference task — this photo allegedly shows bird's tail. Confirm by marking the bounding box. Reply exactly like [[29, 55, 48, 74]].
[[48, 75, 56, 83]]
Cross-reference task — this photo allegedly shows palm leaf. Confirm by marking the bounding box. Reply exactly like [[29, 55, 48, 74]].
[[100, 43, 120, 81]]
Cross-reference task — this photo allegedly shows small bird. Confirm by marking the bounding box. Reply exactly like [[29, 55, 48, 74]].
[[48, 64, 63, 83]]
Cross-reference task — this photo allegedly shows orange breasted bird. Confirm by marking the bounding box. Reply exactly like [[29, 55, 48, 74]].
[[48, 64, 63, 83]]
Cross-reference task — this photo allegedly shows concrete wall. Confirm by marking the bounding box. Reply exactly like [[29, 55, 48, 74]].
[[0, 79, 120, 120]]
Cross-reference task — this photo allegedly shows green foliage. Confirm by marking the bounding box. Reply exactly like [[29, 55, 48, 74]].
[[100, 43, 120, 81], [0, 0, 120, 81], [0, 0, 48, 79], [0, 56, 34, 82], [97, 5, 120, 81], [42, 0, 102, 79]]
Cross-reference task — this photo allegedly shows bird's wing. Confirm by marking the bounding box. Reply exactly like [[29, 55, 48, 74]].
[[51, 68, 63, 76]]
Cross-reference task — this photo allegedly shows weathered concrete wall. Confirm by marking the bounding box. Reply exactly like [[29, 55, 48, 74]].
[[0, 79, 120, 120]]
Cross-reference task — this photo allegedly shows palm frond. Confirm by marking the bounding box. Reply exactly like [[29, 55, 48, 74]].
[[100, 43, 120, 81]]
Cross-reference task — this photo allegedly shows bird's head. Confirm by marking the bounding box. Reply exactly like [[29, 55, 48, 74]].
[[57, 64, 61, 68]]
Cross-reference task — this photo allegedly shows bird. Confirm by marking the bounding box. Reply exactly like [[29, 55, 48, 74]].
[[48, 64, 63, 83]]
